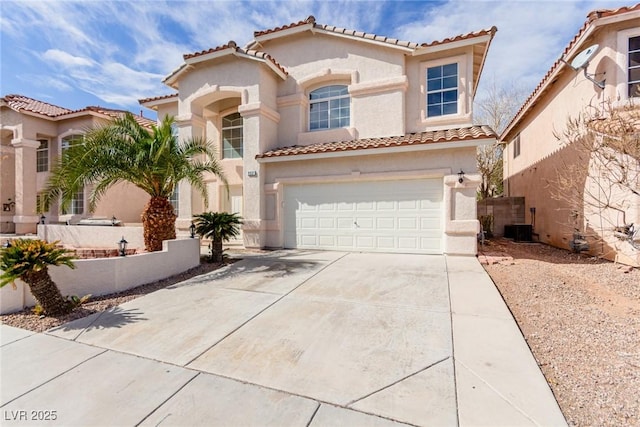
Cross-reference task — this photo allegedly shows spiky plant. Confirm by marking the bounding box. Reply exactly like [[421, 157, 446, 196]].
[[193, 212, 243, 262], [0, 239, 76, 316], [42, 113, 227, 252]]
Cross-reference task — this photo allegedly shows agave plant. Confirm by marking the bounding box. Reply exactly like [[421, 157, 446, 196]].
[[0, 239, 76, 316], [193, 212, 243, 262]]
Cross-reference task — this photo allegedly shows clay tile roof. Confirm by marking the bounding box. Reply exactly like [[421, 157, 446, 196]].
[[257, 125, 496, 159], [253, 15, 420, 49], [253, 15, 316, 37], [1, 94, 71, 117], [1, 94, 155, 127], [139, 93, 178, 104], [80, 106, 157, 128], [182, 40, 288, 76], [501, 3, 640, 140], [420, 26, 498, 48], [183, 40, 238, 60]]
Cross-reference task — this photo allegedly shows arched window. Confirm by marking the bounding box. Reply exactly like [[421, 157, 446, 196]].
[[222, 112, 243, 159], [309, 85, 350, 131]]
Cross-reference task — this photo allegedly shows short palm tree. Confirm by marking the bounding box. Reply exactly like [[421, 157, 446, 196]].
[[43, 113, 226, 252], [193, 212, 243, 262], [0, 239, 76, 316]]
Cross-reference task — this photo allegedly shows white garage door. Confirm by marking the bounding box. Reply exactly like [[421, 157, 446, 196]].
[[283, 179, 443, 254]]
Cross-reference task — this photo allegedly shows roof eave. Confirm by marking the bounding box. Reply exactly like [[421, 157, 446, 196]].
[[256, 137, 495, 163], [500, 8, 640, 142], [412, 33, 493, 56], [253, 23, 315, 44], [139, 95, 178, 109], [311, 27, 416, 52]]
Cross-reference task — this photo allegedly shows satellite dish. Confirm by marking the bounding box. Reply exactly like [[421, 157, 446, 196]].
[[570, 44, 599, 70]]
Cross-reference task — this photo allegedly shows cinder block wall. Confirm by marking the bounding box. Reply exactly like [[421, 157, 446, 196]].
[[477, 197, 526, 237]]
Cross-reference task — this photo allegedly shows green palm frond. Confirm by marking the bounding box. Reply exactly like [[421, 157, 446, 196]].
[[0, 239, 76, 288], [42, 113, 227, 212]]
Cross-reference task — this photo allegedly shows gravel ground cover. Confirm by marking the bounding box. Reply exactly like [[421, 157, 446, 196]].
[[3, 243, 638, 426], [481, 238, 640, 427]]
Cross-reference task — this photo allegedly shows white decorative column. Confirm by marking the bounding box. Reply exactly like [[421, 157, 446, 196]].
[[11, 138, 40, 234], [174, 113, 205, 230]]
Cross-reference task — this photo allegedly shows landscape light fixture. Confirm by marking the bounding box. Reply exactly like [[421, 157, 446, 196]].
[[111, 216, 117, 226], [189, 222, 196, 238], [458, 169, 465, 184], [40, 215, 46, 224], [118, 236, 128, 257]]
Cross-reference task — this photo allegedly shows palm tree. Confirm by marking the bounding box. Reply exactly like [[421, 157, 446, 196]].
[[43, 113, 226, 252], [0, 239, 76, 316], [193, 212, 243, 262]]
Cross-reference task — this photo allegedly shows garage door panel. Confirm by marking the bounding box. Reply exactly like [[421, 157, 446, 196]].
[[284, 179, 443, 254], [398, 217, 418, 230]]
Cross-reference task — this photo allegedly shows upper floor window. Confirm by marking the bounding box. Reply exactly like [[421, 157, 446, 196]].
[[427, 63, 458, 117], [36, 139, 48, 172], [61, 134, 84, 155], [513, 134, 521, 158], [629, 36, 640, 98], [309, 85, 350, 131], [169, 186, 179, 216], [222, 112, 243, 159]]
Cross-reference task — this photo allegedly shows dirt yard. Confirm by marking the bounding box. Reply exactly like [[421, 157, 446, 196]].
[[480, 238, 640, 427]]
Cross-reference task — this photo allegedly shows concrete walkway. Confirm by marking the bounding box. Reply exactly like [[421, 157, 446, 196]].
[[0, 251, 566, 426]]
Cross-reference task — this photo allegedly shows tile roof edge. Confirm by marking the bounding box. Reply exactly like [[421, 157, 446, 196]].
[[500, 3, 640, 141], [256, 126, 496, 158]]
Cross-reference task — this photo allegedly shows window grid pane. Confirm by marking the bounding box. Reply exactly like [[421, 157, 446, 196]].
[[222, 112, 243, 159], [426, 63, 458, 117], [309, 85, 350, 131], [630, 36, 640, 97], [169, 187, 179, 216], [37, 139, 48, 172]]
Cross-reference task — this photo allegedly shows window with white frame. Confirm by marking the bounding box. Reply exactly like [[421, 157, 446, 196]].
[[169, 186, 179, 216], [36, 139, 48, 172], [513, 134, 521, 158], [629, 35, 640, 98], [222, 112, 243, 159], [309, 85, 350, 131], [61, 134, 84, 155], [426, 63, 458, 117], [61, 188, 84, 215], [59, 134, 85, 215]]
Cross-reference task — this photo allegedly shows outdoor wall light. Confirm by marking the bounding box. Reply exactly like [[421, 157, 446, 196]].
[[118, 236, 128, 257], [189, 222, 196, 238], [458, 169, 465, 184], [40, 215, 46, 224]]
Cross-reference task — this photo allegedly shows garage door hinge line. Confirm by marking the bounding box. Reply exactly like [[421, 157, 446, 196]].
[[345, 355, 451, 407], [184, 252, 350, 366]]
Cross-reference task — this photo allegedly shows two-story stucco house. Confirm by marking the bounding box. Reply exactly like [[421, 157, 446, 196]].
[[500, 4, 640, 266], [141, 17, 498, 255], [0, 95, 155, 234]]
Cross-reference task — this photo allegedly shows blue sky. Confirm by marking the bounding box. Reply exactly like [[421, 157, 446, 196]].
[[0, 0, 628, 119]]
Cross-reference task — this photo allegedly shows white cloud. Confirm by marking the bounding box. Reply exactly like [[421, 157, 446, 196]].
[[42, 49, 95, 68]]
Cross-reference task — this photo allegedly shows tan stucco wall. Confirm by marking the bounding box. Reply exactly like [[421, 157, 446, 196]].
[[503, 20, 640, 265]]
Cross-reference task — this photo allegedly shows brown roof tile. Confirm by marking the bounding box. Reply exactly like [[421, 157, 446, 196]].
[[257, 125, 496, 159], [253, 15, 495, 51], [139, 93, 178, 104], [419, 26, 498, 48], [1, 94, 71, 117], [182, 40, 288, 75], [1, 94, 155, 127]]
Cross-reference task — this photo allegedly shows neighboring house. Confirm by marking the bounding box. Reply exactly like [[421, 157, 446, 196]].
[[500, 4, 640, 266], [0, 95, 156, 234], [140, 16, 497, 255]]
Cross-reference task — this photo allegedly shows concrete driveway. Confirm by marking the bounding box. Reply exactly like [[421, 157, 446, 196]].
[[0, 251, 566, 426]]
